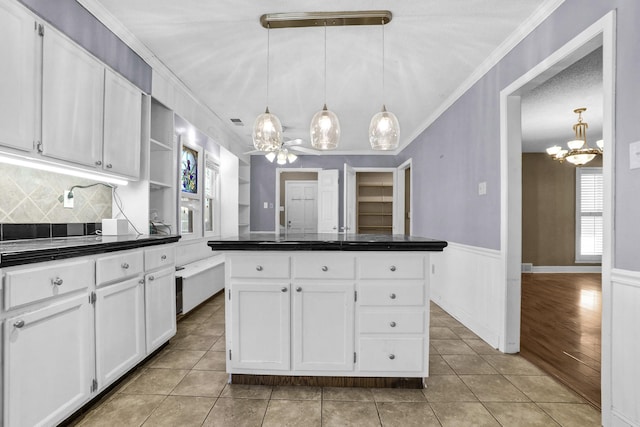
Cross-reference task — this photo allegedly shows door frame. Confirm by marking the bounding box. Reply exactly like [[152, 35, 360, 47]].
[[346, 167, 399, 234], [499, 10, 615, 422], [275, 168, 322, 233], [396, 159, 413, 236], [284, 180, 318, 233]]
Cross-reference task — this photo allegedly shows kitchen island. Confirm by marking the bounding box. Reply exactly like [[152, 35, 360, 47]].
[[208, 233, 447, 388]]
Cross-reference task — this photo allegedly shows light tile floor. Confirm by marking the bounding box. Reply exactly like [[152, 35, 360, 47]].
[[72, 293, 601, 427]]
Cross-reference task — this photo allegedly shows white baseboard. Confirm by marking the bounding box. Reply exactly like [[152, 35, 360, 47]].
[[531, 265, 602, 273]]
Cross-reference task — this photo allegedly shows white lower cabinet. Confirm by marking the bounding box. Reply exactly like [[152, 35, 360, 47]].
[[95, 276, 145, 390], [145, 266, 176, 353], [230, 282, 290, 371], [3, 293, 94, 427]]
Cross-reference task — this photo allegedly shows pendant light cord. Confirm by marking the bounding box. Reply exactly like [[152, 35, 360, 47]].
[[266, 24, 270, 108], [381, 18, 386, 106], [323, 21, 327, 106]]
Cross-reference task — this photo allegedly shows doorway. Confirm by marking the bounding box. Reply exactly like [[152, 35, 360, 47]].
[[285, 181, 317, 233], [275, 169, 319, 233]]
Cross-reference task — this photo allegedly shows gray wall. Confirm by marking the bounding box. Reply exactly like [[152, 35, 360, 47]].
[[250, 154, 398, 232], [18, 0, 151, 93], [397, 0, 640, 270]]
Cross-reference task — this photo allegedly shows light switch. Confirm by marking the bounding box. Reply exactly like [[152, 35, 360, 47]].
[[630, 141, 640, 170], [263, 202, 268, 209], [478, 181, 487, 196]]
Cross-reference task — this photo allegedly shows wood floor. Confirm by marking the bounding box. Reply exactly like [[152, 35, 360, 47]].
[[520, 273, 601, 409]]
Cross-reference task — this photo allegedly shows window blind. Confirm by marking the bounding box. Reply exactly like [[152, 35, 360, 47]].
[[576, 167, 603, 260]]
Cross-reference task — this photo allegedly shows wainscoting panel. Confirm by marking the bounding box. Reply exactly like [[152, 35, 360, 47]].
[[430, 242, 502, 349], [610, 268, 640, 427]]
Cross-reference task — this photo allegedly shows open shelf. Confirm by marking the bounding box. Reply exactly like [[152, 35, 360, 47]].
[[150, 137, 172, 151]]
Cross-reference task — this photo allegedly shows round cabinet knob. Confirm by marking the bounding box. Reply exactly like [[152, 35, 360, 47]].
[[161, 255, 167, 260], [321, 266, 328, 272], [95, 160, 102, 166], [14, 320, 25, 328], [52, 277, 63, 286], [121, 262, 129, 269], [106, 163, 113, 169], [390, 265, 397, 272], [256, 265, 263, 271], [389, 354, 396, 360], [296, 287, 302, 292], [138, 279, 145, 285], [389, 293, 396, 299], [389, 321, 397, 328], [281, 287, 288, 293], [148, 275, 155, 281]]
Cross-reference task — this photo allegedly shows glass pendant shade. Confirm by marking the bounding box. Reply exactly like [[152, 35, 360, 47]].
[[546, 145, 561, 156], [252, 107, 282, 152], [369, 105, 400, 150], [566, 152, 597, 166], [310, 104, 340, 150], [567, 139, 585, 150]]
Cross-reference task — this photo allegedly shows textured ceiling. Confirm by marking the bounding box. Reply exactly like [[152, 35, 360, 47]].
[[521, 47, 603, 153], [90, 0, 555, 154]]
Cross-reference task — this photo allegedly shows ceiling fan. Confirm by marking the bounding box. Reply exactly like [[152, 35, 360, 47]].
[[244, 138, 320, 163]]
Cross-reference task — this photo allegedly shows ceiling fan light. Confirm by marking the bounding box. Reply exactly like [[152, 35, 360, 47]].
[[567, 139, 585, 150], [287, 152, 297, 163], [265, 151, 276, 162], [310, 105, 340, 150], [369, 105, 400, 150], [253, 107, 283, 152], [546, 145, 562, 156], [276, 149, 288, 165]]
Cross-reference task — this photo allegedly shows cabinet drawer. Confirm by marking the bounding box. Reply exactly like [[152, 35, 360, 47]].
[[4, 259, 93, 309], [359, 310, 425, 334], [292, 254, 354, 279], [358, 337, 424, 372], [96, 250, 143, 286], [358, 281, 424, 306], [358, 255, 424, 279], [229, 255, 290, 279], [144, 245, 175, 271]]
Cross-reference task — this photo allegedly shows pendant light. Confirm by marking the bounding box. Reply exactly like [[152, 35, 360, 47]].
[[252, 24, 283, 152], [310, 21, 340, 150], [369, 18, 400, 151]]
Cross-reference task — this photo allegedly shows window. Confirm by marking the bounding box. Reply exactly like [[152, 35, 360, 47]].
[[576, 167, 603, 262], [204, 156, 220, 236]]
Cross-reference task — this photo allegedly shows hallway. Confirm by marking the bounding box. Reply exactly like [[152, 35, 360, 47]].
[[520, 273, 602, 409]]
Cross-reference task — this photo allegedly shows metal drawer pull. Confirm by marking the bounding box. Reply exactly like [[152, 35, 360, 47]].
[[161, 255, 167, 260], [121, 262, 129, 269], [390, 321, 396, 327], [389, 293, 396, 299], [14, 320, 25, 328], [95, 160, 102, 166], [148, 275, 155, 281], [390, 265, 396, 272], [389, 354, 395, 360], [139, 279, 145, 285], [321, 266, 328, 272], [256, 265, 263, 271], [296, 287, 302, 292], [281, 287, 288, 292], [106, 163, 113, 169], [52, 277, 63, 286]]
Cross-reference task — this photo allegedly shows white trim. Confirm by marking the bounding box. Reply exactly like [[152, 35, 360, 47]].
[[398, 0, 566, 154], [446, 241, 501, 259], [397, 158, 413, 235], [531, 266, 601, 273], [611, 268, 640, 288], [275, 168, 322, 232]]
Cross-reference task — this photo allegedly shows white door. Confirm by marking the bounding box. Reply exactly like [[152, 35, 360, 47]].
[[292, 281, 355, 371], [145, 267, 177, 353], [343, 164, 356, 233], [103, 69, 142, 178], [4, 294, 93, 427], [285, 181, 317, 234], [231, 282, 290, 370], [0, 1, 36, 152], [42, 27, 104, 168], [96, 277, 145, 389], [317, 169, 339, 233]]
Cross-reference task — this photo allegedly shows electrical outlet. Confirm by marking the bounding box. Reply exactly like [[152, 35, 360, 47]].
[[63, 190, 74, 208]]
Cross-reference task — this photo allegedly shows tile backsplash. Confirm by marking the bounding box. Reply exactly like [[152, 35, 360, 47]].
[[0, 163, 112, 223]]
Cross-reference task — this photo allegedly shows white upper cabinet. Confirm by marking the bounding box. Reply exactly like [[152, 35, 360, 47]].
[[0, 1, 36, 152], [104, 69, 142, 178], [42, 27, 104, 168]]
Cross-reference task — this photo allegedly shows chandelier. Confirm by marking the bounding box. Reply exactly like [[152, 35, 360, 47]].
[[546, 108, 603, 166]]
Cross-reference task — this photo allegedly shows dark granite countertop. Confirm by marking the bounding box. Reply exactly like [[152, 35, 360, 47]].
[[208, 233, 447, 252], [0, 234, 181, 267]]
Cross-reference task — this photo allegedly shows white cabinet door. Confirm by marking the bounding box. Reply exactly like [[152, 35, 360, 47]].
[[231, 282, 290, 370], [3, 293, 93, 427], [343, 163, 356, 233], [103, 69, 141, 178], [96, 277, 145, 389], [42, 27, 103, 168], [317, 169, 339, 233], [0, 2, 36, 152], [145, 267, 176, 353], [292, 282, 354, 371]]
